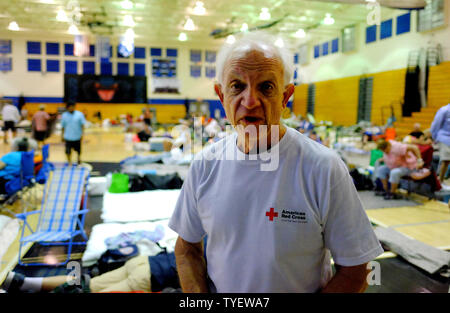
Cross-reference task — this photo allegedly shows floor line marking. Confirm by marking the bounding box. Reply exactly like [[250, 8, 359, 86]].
[[391, 219, 450, 228]]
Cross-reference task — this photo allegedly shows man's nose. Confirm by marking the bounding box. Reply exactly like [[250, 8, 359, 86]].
[[241, 87, 261, 110]]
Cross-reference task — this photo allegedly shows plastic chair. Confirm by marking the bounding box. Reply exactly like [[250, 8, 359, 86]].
[[4, 150, 35, 197], [16, 165, 91, 266]]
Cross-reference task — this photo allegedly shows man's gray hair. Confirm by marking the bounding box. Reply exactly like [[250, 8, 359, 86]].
[[215, 31, 294, 87]]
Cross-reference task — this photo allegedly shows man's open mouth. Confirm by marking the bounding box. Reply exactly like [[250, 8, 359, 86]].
[[242, 116, 263, 123]]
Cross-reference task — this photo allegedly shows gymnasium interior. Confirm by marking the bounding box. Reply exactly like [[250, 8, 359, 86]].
[[0, 0, 449, 294]]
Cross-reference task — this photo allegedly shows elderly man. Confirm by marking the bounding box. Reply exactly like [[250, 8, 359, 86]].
[[409, 123, 424, 140], [375, 139, 423, 199], [169, 32, 383, 293]]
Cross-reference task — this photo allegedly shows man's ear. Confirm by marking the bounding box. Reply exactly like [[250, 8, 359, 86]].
[[282, 84, 295, 109], [214, 84, 224, 104]]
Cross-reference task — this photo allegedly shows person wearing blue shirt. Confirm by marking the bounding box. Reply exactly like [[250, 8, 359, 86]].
[[0, 137, 30, 194], [61, 102, 86, 165], [430, 103, 450, 187]]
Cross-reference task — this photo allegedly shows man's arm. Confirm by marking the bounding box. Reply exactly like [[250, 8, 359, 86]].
[[0, 160, 6, 170], [430, 109, 444, 140], [174, 236, 209, 293], [319, 263, 369, 293]]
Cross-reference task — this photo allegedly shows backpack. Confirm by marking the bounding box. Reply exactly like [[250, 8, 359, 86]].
[[97, 244, 139, 274], [350, 168, 374, 191]]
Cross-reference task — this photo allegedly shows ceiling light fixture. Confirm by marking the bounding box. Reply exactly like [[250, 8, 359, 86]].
[[323, 13, 335, 25], [123, 15, 136, 27], [119, 28, 135, 57], [121, 0, 133, 9], [125, 28, 135, 38], [274, 38, 284, 48], [184, 17, 195, 31], [178, 32, 188, 41], [8, 21, 19, 31], [240, 23, 248, 32], [56, 9, 69, 22], [294, 29, 306, 38], [68, 24, 79, 34], [259, 8, 270, 20], [226, 35, 235, 44], [193, 1, 206, 15]]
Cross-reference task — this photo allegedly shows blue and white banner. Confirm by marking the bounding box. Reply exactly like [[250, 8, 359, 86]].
[[74, 35, 89, 57], [96, 36, 110, 63], [0, 40, 12, 54], [118, 29, 135, 58], [0, 56, 12, 71]]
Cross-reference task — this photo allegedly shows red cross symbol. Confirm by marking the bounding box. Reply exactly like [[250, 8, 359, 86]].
[[266, 208, 278, 221]]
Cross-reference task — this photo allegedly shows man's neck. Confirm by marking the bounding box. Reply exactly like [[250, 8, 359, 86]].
[[237, 124, 287, 154]]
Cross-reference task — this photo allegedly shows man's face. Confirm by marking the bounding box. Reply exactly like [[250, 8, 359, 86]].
[[214, 50, 294, 149], [67, 105, 75, 113]]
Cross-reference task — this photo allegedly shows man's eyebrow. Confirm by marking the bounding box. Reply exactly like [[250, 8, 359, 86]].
[[227, 71, 279, 82], [226, 75, 245, 85]]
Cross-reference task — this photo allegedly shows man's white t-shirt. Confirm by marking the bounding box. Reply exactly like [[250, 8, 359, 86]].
[[169, 127, 383, 293], [2, 104, 20, 122]]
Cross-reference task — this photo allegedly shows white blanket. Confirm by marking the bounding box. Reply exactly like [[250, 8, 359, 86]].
[[101, 189, 181, 223], [82, 220, 178, 267], [0, 215, 20, 264]]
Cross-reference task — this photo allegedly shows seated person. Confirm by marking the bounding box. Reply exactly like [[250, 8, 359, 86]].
[[2, 252, 179, 293], [137, 124, 152, 142], [409, 123, 424, 140], [308, 131, 322, 144], [11, 136, 38, 152], [0, 137, 31, 194], [297, 116, 314, 134], [411, 129, 433, 146], [375, 139, 424, 200], [362, 125, 383, 145]]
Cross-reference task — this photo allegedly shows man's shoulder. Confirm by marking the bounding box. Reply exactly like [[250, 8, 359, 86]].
[[437, 104, 450, 114], [286, 127, 338, 160]]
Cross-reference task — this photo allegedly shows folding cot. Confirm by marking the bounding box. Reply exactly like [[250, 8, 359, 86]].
[[16, 165, 90, 266]]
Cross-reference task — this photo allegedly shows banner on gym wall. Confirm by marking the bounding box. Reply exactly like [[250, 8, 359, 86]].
[[64, 74, 147, 103]]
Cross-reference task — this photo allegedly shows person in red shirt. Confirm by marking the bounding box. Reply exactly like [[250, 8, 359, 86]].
[[32, 104, 50, 148]]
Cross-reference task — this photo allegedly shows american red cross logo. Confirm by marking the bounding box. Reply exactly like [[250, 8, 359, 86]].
[[266, 208, 278, 221]]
